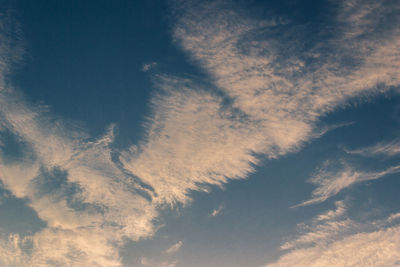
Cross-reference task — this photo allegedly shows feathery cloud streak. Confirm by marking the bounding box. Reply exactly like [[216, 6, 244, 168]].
[[163, 241, 183, 254], [122, 0, 400, 205], [296, 162, 400, 207], [346, 139, 400, 157], [266, 202, 400, 267]]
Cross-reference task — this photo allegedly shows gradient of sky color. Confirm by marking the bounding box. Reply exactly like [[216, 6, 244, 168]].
[[0, 0, 400, 266]]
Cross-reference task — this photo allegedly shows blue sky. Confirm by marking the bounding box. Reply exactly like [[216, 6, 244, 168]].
[[0, 0, 400, 266]]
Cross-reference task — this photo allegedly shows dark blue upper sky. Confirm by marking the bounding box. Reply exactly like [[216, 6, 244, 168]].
[[13, 0, 180, 145]]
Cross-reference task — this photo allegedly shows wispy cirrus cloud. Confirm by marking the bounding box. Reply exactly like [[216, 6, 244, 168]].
[[295, 162, 400, 207], [266, 202, 400, 267], [0, 95, 160, 265], [163, 241, 183, 254], [121, 77, 265, 204], [0, 0, 400, 266], [0, 106, 157, 265], [282, 201, 357, 251], [140, 256, 177, 267], [123, 0, 400, 205], [346, 139, 400, 157], [0, 14, 158, 266], [268, 226, 400, 267], [314, 200, 347, 222]]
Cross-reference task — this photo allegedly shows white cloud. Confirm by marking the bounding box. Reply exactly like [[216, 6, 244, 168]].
[[346, 140, 400, 157], [121, 79, 264, 204], [0, 234, 29, 267], [173, 0, 400, 114], [266, 205, 400, 267], [141, 257, 152, 266], [0, 120, 157, 265], [210, 205, 224, 217], [159, 261, 177, 267], [163, 241, 183, 254], [121, 0, 400, 208], [387, 213, 400, 223], [266, 225, 400, 267], [140, 256, 177, 267], [128, 1, 400, 265], [0, 0, 400, 266], [295, 163, 400, 207], [282, 201, 356, 251], [314, 201, 347, 222], [0, 16, 158, 265], [142, 62, 158, 72]]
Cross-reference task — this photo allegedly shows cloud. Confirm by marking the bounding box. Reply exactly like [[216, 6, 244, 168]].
[[282, 201, 356, 251], [140, 256, 177, 267], [141, 257, 152, 266], [266, 225, 400, 267], [142, 62, 158, 72], [121, 79, 263, 205], [0, 119, 158, 265], [0, 0, 400, 266], [295, 162, 400, 207], [387, 213, 400, 223], [121, 0, 400, 208], [0, 13, 158, 265], [210, 205, 224, 217], [173, 0, 400, 113], [312, 121, 356, 140], [0, 234, 29, 267], [314, 201, 347, 222], [163, 241, 183, 254], [265, 203, 400, 267], [346, 140, 400, 157], [159, 261, 177, 267]]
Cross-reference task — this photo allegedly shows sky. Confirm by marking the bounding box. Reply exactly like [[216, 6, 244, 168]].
[[0, 0, 400, 266]]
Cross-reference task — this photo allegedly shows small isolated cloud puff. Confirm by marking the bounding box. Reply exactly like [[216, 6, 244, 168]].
[[210, 205, 224, 217], [163, 241, 183, 254], [142, 62, 157, 72]]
